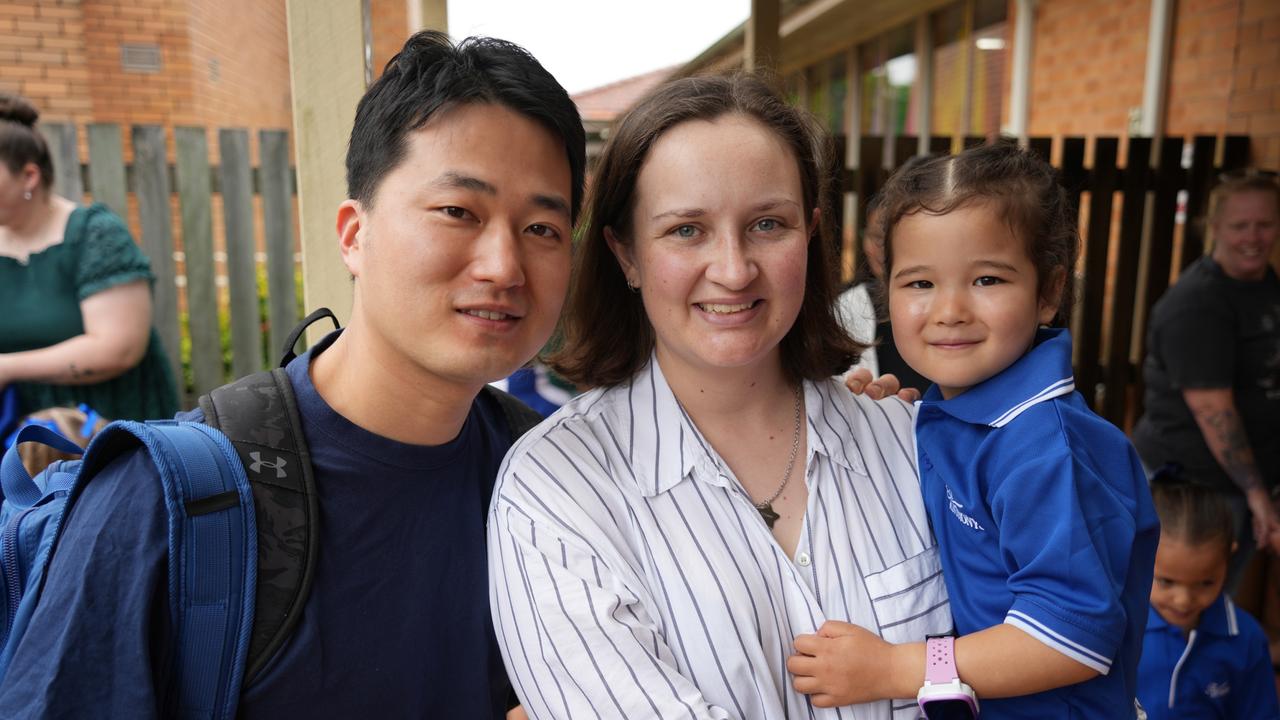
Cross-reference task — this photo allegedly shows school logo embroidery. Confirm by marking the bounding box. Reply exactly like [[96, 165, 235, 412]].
[[946, 486, 985, 532], [249, 451, 288, 479], [1203, 681, 1230, 699]]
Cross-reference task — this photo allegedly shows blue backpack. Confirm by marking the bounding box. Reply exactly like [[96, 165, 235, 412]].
[[0, 310, 544, 719], [0, 420, 257, 719]]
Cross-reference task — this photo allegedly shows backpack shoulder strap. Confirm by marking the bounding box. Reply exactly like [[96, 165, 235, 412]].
[[83, 420, 256, 720], [481, 384, 545, 441], [198, 368, 318, 685]]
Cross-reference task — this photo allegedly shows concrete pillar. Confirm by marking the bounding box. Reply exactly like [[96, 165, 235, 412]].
[[286, 0, 367, 329], [1007, 0, 1036, 146], [407, 0, 447, 33]]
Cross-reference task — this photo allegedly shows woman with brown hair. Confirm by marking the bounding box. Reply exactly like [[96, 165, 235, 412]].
[[0, 93, 176, 422], [488, 74, 950, 719]]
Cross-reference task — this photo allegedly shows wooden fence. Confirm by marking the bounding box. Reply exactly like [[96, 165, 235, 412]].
[[836, 134, 1251, 429], [39, 122, 299, 408]]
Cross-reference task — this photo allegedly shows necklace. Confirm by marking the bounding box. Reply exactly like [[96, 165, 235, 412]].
[[754, 386, 802, 529]]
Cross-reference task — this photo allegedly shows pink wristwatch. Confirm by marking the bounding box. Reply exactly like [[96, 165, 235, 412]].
[[917, 635, 979, 719]]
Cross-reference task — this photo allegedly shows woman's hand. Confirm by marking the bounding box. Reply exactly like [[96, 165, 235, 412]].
[[788, 620, 907, 707], [845, 369, 921, 403]]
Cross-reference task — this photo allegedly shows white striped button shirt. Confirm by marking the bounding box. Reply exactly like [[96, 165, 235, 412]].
[[489, 358, 952, 720]]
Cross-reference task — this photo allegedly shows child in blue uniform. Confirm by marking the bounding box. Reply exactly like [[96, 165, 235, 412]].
[[789, 143, 1160, 718], [1138, 473, 1280, 719]]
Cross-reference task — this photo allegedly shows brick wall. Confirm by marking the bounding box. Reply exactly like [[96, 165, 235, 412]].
[[187, 0, 292, 150], [82, 0, 197, 131], [1027, 0, 1280, 170], [2, 0, 292, 155], [370, 0, 409, 78], [0, 1, 92, 125], [1167, 0, 1280, 168], [1026, 0, 1150, 138]]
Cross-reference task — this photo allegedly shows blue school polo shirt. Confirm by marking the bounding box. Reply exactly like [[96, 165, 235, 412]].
[[915, 328, 1160, 718], [1137, 596, 1280, 719]]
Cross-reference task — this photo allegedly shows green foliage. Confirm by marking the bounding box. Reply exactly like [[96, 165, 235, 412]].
[[177, 263, 305, 401]]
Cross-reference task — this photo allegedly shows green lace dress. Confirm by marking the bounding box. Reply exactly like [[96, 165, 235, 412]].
[[0, 203, 178, 420]]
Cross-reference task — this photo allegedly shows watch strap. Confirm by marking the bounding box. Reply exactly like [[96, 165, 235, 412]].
[[924, 635, 959, 685]]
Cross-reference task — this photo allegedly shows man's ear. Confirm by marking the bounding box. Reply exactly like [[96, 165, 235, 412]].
[[605, 226, 639, 287], [336, 199, 364, 278], [1038, 266, 1069, 325]]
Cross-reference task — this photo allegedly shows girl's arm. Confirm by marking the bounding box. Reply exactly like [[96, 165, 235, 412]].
[[793, 420, 1152, 707], [790, 621, 1096, 706], [0, 280, 152, 387]]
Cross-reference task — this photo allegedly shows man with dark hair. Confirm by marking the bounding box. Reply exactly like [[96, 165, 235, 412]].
[[0, 31, 583, 718]]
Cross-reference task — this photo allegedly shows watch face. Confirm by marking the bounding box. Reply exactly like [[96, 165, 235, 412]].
[[922, 699, 978, 720]]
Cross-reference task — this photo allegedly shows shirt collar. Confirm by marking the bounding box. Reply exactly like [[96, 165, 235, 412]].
[[1146, 595, 1240, 637], [919, 327, 1075, 427], [633, 356, 855, 498], [630, 356, 709, 498]]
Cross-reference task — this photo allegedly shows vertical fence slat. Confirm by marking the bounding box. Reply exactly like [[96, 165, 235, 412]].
[[1103, 138, 1152, 426], [1059, 137, 1087, 361], [87, 124, 128, 217], [40, 123, 82, 201], [219, 130, 263, 379], [830, 135, 847, 249], [893, 135, 917, 168], [133, 125, 182, 401], [1077, 138, 1120, 412], [856, 135, 884, 218], [1141, 138, 1186, 325], [1028, 136, 1053, 161], [1181, 136, 1218, 269], [175, 127, 222, 397], [260, 130, 299, 359], [1221, 135, 1250, 172]]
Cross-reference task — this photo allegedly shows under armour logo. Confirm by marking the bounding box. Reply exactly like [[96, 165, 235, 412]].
[[249, 451, 288, 479]]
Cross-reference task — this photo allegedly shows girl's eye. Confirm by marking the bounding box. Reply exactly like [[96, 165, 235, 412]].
[[753, 218, 779, 232], [906, 280, 933, 290], [442, 206, 471, 220], [673, 225, 699, 239], [974, 276, 1003, 287]]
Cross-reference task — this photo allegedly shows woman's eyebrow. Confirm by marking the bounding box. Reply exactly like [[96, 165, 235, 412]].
[[651, 207, 706, 222], [749, 199, 801, 213]]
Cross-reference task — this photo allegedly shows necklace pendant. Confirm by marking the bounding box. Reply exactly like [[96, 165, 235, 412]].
[[758, 503, 779, 529]]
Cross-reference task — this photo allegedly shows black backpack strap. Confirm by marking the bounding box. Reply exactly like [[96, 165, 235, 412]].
[[198, 367, 319, 685], [280, 308, 340, 367], [481, 385, 545, 441]]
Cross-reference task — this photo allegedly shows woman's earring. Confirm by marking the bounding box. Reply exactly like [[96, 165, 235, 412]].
[[625, 277, 640, 293], [23, 191, 32, 201]]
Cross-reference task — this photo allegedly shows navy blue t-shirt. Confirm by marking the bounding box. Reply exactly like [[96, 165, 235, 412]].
[[0, 334, 516, 718]]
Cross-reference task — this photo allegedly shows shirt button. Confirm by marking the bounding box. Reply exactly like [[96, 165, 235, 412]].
[[796, 552, 811, 567]]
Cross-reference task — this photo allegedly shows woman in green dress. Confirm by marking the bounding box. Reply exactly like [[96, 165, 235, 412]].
[[0, 93, 176, 422]]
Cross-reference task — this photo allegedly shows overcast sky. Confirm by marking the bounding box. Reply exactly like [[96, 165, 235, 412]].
[[448, 0, 749, 94]]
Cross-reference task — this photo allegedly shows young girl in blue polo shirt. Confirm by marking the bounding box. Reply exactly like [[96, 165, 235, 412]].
[[1138, 473, 1279, 719], [789, 142, 1160, 718]]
